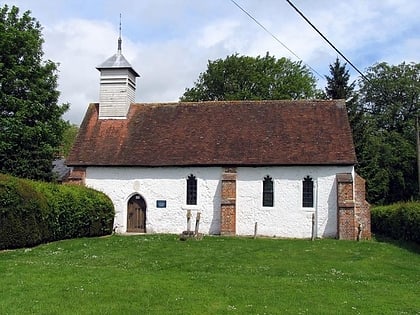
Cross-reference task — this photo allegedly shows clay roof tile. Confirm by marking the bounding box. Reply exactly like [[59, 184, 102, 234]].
[[66, 100, 356, 167]]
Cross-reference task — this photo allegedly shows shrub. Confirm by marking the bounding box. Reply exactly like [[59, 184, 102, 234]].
[[371, 202, 420, 243], [0, 174, 114, 250], [32, 182, 115, 241], [0, 174, 49, 249]]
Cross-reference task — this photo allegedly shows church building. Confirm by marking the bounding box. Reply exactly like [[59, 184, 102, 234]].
[[66, 35, 370, 240]]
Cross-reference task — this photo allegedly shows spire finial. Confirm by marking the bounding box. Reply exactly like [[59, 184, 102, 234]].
[[117, 13, 122, 53]]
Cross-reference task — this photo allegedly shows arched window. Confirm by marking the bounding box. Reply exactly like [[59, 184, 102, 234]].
[[302, 176, 314, 207], [186, 174, 197, 205], [263, 175, 274, 207]]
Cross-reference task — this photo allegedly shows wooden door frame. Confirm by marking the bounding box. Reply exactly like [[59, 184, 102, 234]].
[[127, 194, 147, 233]]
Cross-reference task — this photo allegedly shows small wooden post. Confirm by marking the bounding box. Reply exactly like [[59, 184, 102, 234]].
[[357, 223, 363, 241], [186, 210, 192, 233], [311, 213, 315, 241], [253, 222, 258, 239], [194, 212, 201, 236]]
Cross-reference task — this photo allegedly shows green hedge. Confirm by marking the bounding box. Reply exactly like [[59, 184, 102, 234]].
[[371, 202, 420, 243], [0, 174, 114, 250]]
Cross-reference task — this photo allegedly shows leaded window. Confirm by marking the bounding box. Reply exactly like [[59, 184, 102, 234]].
[[263, 175, 274, 207], [302, 176, 314, 207], [186, 174, 197, 205]]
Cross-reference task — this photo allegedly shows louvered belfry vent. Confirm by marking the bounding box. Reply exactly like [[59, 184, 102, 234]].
[[96, 21, 139, 119]]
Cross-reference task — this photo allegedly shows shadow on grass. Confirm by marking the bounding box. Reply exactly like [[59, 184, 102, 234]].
[[373, 233, 420, 254]]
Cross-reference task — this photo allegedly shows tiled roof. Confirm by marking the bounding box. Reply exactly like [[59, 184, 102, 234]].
[[52, 158, 72, 181], [96, 52, 140, 77], [66, 100, 356, 167]]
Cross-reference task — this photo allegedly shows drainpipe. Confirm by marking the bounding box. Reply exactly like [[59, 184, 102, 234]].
[[314, 179, 319, 239]]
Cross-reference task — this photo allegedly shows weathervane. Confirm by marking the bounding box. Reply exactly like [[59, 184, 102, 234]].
[[118, 13, 122, 53]]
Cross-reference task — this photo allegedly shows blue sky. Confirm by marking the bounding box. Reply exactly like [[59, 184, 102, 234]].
[[3, 0, 420, 124]]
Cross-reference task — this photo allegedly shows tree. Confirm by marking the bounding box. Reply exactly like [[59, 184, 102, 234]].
[[59, 122, 79, 158], [180, 53, 319, 101], [0, 5, 68, 181], [356, 62, 420, 204], [324, 57, 361, 140], [324, 58, 369, 183], [325, 57, 355, 100]]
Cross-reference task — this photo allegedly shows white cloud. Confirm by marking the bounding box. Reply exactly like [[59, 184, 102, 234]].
[[197, 20, 240, 49], [43, 19, 119, 123], [6, 0, 419, 124]]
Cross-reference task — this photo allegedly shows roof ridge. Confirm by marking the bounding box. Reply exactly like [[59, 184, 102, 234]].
[[89, 100, 338, 110]]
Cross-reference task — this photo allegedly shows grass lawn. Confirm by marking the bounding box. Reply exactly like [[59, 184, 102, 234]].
[[1, 235, 419, 315]]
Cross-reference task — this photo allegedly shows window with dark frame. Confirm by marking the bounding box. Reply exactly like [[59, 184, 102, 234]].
[[186, 174, 197, 205], [302, 176, 314, 207], [263, 175, 274, 207]]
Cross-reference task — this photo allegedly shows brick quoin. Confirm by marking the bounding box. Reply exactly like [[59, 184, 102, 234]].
[[220, 167, 237, 235], [337, 173, 371, 240], [222, 181, 236, 200], [355, 174, 371, 239], [67, 167, 86, 185]]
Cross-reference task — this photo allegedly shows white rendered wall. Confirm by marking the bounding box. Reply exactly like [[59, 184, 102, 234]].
[[236, 165, 353, 238], [85, 167, 222, 234], [85, 165, 353, 238]]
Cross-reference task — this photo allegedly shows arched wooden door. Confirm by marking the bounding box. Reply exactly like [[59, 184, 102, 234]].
[[127, 194, 146, 233]]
